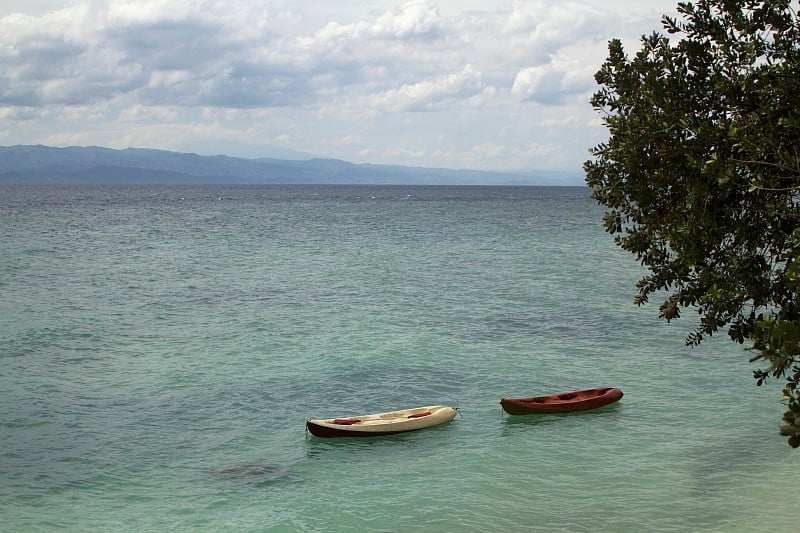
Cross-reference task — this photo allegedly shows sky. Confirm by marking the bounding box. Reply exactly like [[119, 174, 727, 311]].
[[0, 0, 681, 176]]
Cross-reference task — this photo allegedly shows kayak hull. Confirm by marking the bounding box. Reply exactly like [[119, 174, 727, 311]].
[[306, 405, 457, 438], [500, 387, 623, 415]]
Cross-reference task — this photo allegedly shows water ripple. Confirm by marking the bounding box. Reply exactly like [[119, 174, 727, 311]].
[[1, 185, 794, 532]]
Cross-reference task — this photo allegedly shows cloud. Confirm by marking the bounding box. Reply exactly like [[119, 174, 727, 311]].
[[118, 104, 177, 121], [512, 66, 561, 104], [0, 105, 42, 120], [372, 0, 445, 39], [511, 55, 595, 106], [315, 0, 445, 41], [0, 0, 681, 172], [0, 1, 620, 109], [372, 64, 485, 112]]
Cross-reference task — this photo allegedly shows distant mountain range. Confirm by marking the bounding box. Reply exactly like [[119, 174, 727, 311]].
[[0, 145, 583, 186]]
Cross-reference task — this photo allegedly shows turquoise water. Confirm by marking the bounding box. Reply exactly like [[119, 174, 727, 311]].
[[1, 184, 795, 532]]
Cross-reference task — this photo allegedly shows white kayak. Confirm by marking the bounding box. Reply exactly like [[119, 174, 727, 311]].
[[306, 405, 458, 438]]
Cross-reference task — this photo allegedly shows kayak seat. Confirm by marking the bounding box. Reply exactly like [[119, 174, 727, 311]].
[[407, 412, 432, 419], [332, 418, 361, 425]]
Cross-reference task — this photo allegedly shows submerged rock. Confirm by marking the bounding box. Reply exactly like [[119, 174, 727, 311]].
[[206, 463, 295, 485]]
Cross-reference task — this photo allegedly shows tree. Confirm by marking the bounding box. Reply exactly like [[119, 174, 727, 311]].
[[584, 0, 800, 446]]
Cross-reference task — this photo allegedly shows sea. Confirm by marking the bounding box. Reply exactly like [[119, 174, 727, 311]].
[[1, 183, 795, 532]]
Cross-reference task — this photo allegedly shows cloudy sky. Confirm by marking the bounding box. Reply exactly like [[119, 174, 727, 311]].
[[1, 0, 680, 175]]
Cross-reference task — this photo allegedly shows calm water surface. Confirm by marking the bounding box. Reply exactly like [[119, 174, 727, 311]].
[[1, 184, 795, 532]]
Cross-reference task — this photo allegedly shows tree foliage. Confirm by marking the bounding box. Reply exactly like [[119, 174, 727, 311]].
[[585, 0, 800, 446]]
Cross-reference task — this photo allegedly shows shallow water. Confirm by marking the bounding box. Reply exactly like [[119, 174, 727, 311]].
[[1, 184, 794, 531]]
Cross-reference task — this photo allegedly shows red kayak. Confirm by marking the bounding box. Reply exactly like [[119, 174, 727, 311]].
[[500, 387, 623, 415]]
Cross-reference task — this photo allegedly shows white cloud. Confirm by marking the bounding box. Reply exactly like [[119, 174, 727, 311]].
[[312, 0, 445, 43], [0, 105, 42, 120], [372, 0, 444, 38], [0, 0, 682, 174], [511, 55, 595, 105], [334, 135, 363, 146], [373, 64, 485, 112], [512, 66, 558, 103], [270, 133, 291, 143], [118, 104, 177, 121]]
